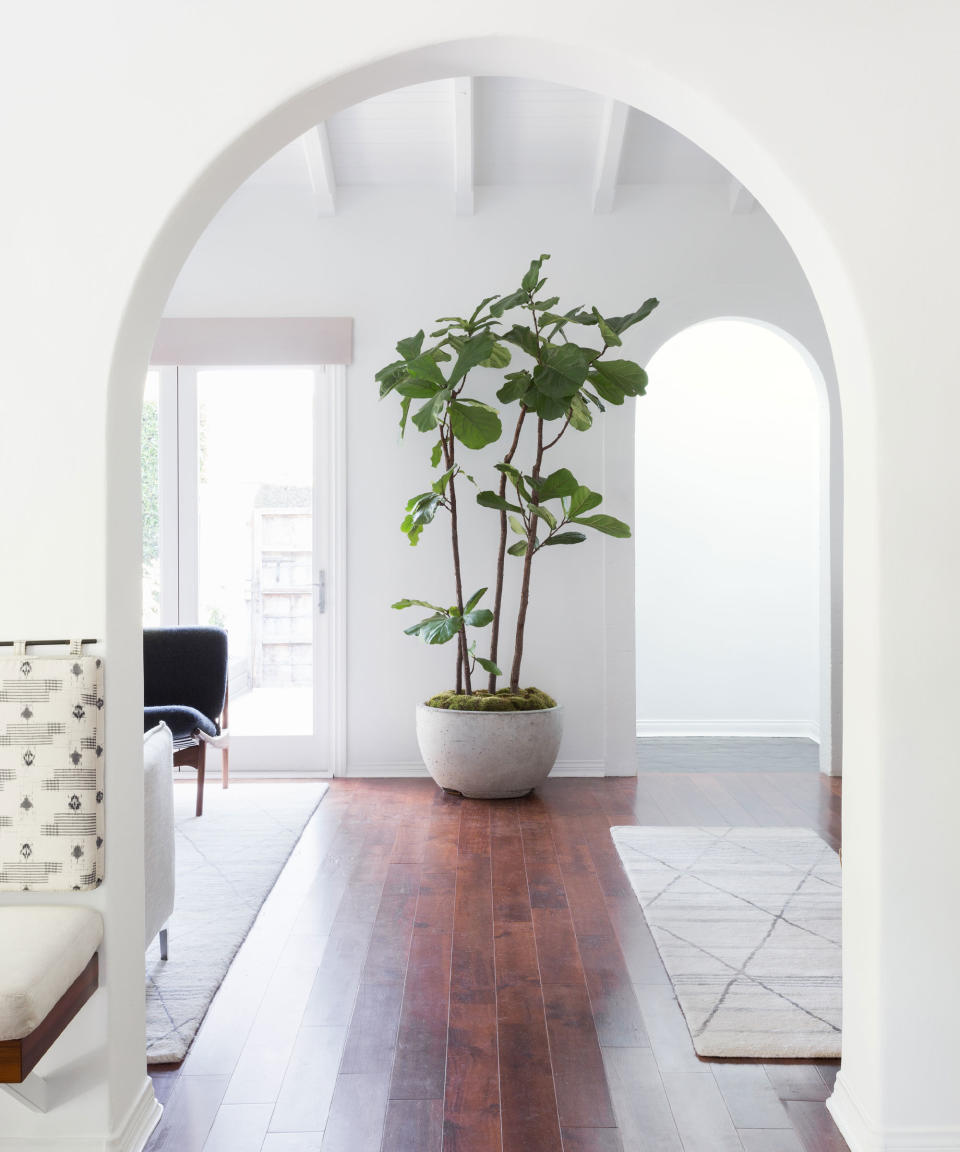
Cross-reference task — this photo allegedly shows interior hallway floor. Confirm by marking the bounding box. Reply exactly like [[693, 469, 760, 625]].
[[146, 746, 846, 1152]]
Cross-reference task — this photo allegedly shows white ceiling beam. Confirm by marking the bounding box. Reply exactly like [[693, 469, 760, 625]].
[[593, 100, 629, 214], [453, 77, 475, 215], [301, 124, 336, 216], [728, 178, 756, 215]]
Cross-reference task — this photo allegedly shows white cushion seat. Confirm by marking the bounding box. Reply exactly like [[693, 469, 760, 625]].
[[0, 907, 103, 1042]]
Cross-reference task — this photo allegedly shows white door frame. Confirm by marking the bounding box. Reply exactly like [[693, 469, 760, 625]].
[[147, 360, 347, 779]]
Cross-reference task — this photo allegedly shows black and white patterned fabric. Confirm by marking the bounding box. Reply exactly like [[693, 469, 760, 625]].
[[0, 641, 104, 891]]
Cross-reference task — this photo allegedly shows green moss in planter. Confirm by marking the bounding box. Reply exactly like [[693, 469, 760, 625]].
[[425, 687, 557, 712]]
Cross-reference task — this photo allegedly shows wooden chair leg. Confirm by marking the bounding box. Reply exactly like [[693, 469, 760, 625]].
[[195, 740, 206, 818], [222, 745, 229, 791]]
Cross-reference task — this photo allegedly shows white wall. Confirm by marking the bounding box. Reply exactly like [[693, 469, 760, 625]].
[[165, 184, 832, 775], [635, 320, 821, 737], [2, 7, 960, 1151]]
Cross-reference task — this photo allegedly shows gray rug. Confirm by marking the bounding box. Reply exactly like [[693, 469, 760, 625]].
[[146, 781, 328, 1063], [611, 826, 841, 1058]]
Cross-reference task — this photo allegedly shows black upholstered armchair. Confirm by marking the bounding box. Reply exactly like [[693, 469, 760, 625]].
[[143, 627, 230, 817]]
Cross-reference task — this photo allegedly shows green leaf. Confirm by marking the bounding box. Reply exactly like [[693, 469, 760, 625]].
[[497, 369, 532, 405], [475, 655, 502, 676], [587, 371, 626, 406], [450, 401, 502, 449], [477, 490, 522, 513], [376, 360, 409, 398], [495, 462, 530, 502], [532, 344, 592, 403], [507, 540, 530, 557], [392, 597, 445, 612], [406, 354, 448, 386], [405, 613, 462, 645], [591, 307, 622, 347], [432, 466, 456, 496], [572, 513, 631, 538], [469, 295, 500, 323], [395, 379, 441, 399], [522, 253, 550, 293], [480, 343, 512, 369], [509, 514, 526, 536], [591, 360, 648, 397], [463, 608, 494, 629], [533, 296, 560, 311], [463, 587, 487, 613], [430, 440, 443, 468], [582, 388, 605, 412], [568, 486, 603, 518], [543, 531, 587, 546], [500, 325, 540, 359], [396, 330, 425, 360], [449, 331, 497, 385], [567, 392, 593, 431], [535, 468, 580, 501], [530, 504, 557, 530], [399, 396, 412, 435], [411, 393, 447, 433], [604, 297, 659, 335], [490, 290, 528, 317]]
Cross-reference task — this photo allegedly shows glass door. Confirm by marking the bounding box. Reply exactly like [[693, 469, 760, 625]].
[[143, 364, 341, 776]]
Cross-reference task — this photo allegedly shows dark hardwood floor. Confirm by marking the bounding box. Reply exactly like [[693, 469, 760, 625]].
[[146, 767, 846, 1152]]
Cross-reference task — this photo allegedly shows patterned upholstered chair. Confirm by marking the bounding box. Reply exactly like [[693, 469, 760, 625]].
[[143, 627, 229, 818]]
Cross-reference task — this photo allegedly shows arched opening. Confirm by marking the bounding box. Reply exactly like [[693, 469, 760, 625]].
[[47, 31, 883, 1152], [635, 318, 842, 776]]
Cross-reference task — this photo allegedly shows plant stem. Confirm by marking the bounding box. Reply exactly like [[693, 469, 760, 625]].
[[488, 405, 528, 691], [510, 416, 545, 691], [442, 426, 472, 695]]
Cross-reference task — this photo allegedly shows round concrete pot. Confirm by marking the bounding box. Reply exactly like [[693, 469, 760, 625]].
[[415, 703, 563, 799]]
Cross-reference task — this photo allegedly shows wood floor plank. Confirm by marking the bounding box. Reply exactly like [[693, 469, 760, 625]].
[[601, 1047, 683, 1151], [543, 983, 616, 1128], [381, 1098, 443, 1152], [712, 1062, 792, 1128], [200, 1102, 273, 1152], [269, 1026, 346, 1133], [531, 906, 585, 985], [339, 980, 405, 1073], [631, 984, 701, 1072], [144, 1074, 228, 1152], [443, 994, 502, 1152], [738, 1131, 806, 1152], [360, 861, 420, 984], [561, 1129, 625, 1152], [498, 981, 563, 1151], [301, 919, 375, 1027], [319, 1071, 391, 1152], [660, 1071, 745, 1152], [390, 931, 452, 1100], [783, 1100, 850, 1152], [578, 934, 651, 1048], [764, 1064, 832, 1102]]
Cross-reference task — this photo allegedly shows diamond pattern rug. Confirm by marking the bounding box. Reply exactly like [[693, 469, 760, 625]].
[[611, 826, 841, 1058]]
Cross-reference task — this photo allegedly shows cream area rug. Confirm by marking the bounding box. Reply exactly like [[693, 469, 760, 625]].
[[611, 826, 841, 1058], [146, 780, 328, 1064]]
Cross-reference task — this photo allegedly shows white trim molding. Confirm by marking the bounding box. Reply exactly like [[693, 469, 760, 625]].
[[0, 1079, 161, 1152], [828, 1074, 960, 1152], [636, 720, 821, 741], [151, 317, 353, 366]]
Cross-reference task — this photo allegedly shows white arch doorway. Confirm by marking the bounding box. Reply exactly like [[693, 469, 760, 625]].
[[634, 318, 842, 776], [9, 20, 935, 1152]]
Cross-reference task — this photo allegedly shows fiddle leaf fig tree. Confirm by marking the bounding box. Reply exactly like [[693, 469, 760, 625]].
[[379, 254, 658, 704]]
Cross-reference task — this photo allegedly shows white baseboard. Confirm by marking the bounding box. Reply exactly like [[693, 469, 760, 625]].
[[828, 1074, 960, 1151], [342, 761, 606, 779], [636, 719, 821, 741], [0, 1079, 160, 1152]]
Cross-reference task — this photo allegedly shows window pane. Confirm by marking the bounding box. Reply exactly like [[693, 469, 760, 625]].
[[142, 371, 162, 626], [196, 368, 315, 736]]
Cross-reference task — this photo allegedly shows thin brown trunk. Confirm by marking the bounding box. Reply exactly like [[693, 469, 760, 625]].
[[510, 417, 545, 691], [488, 406, 528, 691], [444, 429, 472, 695]]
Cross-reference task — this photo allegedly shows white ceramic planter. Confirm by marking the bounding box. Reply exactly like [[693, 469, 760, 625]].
[[415, 703, 564, 799]]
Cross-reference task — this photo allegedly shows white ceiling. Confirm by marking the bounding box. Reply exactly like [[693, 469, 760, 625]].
[[243, 76, 745, 212]]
